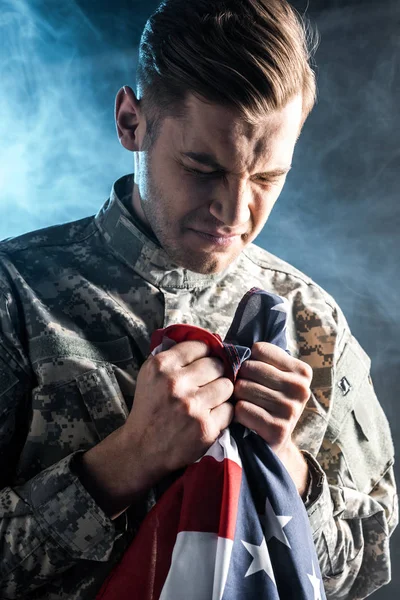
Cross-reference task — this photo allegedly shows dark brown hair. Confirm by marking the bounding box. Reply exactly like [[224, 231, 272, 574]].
[[136, 0, 318, 145]]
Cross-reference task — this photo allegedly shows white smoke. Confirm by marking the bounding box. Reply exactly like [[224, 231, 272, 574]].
[[262, 0, 400, 370], [1, 1, 398, 591], [0, 0, 399, 371], [0, 0, 135, 237]]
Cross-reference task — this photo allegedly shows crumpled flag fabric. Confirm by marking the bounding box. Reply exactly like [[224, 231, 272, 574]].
[[97, 288, 326, 600]]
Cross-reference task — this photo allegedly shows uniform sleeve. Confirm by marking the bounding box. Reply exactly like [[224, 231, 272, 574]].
[[304, 333, 398, 599], [0, 286, 123, 597]]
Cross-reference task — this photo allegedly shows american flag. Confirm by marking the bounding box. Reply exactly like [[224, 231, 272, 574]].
[[97, 288, 326, 600]]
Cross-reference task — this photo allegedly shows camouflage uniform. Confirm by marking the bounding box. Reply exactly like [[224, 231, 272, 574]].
[[0, 175, 397, 599]]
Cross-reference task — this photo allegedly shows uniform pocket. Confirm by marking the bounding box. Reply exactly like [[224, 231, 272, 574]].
[[76, 364, 129, 440], [16, 363, 130, 481], [326, 336, 394, 494]]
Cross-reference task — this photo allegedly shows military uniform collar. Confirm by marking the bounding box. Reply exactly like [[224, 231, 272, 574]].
[[95, 174, 235, 290]]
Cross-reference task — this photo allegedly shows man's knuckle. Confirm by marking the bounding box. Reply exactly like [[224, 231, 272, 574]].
[[235, 399, 247, 415], [176, 397, 195, 421], [152, 353, 170, 375], [212, 357, 225, 375], [296, 381, 311, 402], [251, 341, 266, 357], [284, 375, 310, 402], [166, 376, 185, 400], [234, 378, 246, 395], [223, 377, 234, 396], [296, 360, 313, 380]]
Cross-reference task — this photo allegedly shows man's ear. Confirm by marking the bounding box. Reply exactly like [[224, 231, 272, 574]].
[[115, 86, 143, 151]]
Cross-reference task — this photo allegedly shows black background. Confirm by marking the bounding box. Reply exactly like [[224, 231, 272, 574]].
[[1, 0, 399, 597]]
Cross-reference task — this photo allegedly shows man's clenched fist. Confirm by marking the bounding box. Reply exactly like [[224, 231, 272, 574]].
[[233, 341, 313, 495], [125, 340, 235, 475]]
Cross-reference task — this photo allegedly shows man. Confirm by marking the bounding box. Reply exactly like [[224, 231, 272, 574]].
[[0, 0, 397, 598]]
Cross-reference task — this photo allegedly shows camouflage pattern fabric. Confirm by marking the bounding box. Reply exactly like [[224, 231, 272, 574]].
[[0, 175, 397, 599]]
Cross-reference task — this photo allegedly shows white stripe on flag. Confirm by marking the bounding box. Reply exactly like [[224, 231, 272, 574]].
[[200, 428, 241, 467], [212, 534, 235, 600], [159, 532, 234, 600]]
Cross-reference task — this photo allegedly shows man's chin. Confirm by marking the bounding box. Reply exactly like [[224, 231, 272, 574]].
[[172, 248, 240, 275], [156, 229, 244, 274]]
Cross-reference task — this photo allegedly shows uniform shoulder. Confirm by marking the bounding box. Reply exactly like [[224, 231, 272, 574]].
[[241, 243, 352, 367], [243, 244, 315, 284], [243, 243, 313, 284], [242, 242, 340, 313], [0, 215, 96, 257]]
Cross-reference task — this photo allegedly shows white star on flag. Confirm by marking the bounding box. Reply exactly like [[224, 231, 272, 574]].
[[243, 427, 257, 438], [307, 561, 323, 600], [263, 497, 292, 548], [270, 298, 289, 314], [270, 299, 289, 341], [241, 538, 276, 585]]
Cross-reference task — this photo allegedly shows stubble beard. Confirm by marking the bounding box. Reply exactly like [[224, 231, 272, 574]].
[[143, 197, 231, 274], [139, 168, 242, 275]]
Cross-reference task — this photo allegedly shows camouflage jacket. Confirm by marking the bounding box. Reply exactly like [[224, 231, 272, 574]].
[[0, 175, 397, 599]]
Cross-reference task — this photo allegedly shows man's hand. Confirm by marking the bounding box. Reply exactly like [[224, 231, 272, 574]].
[[123, 339, 235, 477], [78, 341, 234, 518], [233, 342, 313, 496]]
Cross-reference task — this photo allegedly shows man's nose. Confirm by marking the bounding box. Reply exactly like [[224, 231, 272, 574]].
[[208, 178, 251, 228]]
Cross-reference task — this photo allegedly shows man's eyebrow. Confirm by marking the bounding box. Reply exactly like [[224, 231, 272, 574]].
[[181, 152, 224, 170], [180, 152, 291, 177]]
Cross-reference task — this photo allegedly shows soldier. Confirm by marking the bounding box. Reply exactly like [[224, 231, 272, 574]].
[[0, 1, 397, 599]]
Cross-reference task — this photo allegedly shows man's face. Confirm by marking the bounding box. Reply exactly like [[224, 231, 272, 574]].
[[132, 93, 303, 274]]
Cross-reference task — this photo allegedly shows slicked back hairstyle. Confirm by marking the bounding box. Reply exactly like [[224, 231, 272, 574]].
[[136, 0, 319, 146]]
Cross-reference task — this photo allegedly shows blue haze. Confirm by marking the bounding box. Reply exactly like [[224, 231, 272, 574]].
[[0, 1, 399, 597]]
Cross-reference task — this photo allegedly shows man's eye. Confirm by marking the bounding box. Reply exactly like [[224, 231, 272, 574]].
[[255, 178, 280, 187], [183, 166, 280, 187], [183, 166, 221, 177]]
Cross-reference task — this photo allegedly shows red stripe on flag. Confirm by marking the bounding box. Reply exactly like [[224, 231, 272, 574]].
[[97, 456, 242, 600], [178, 456, 242, 540]]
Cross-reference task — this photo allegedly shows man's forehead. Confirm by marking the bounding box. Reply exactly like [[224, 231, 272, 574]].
[[174, 117, 289, 174], [182, 99, 276, 144], [166, 93, 302, 171], [174, 112, 275, 168]]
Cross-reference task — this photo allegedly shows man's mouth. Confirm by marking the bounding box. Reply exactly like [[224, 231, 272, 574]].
[[187, 228, 241, 247]]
